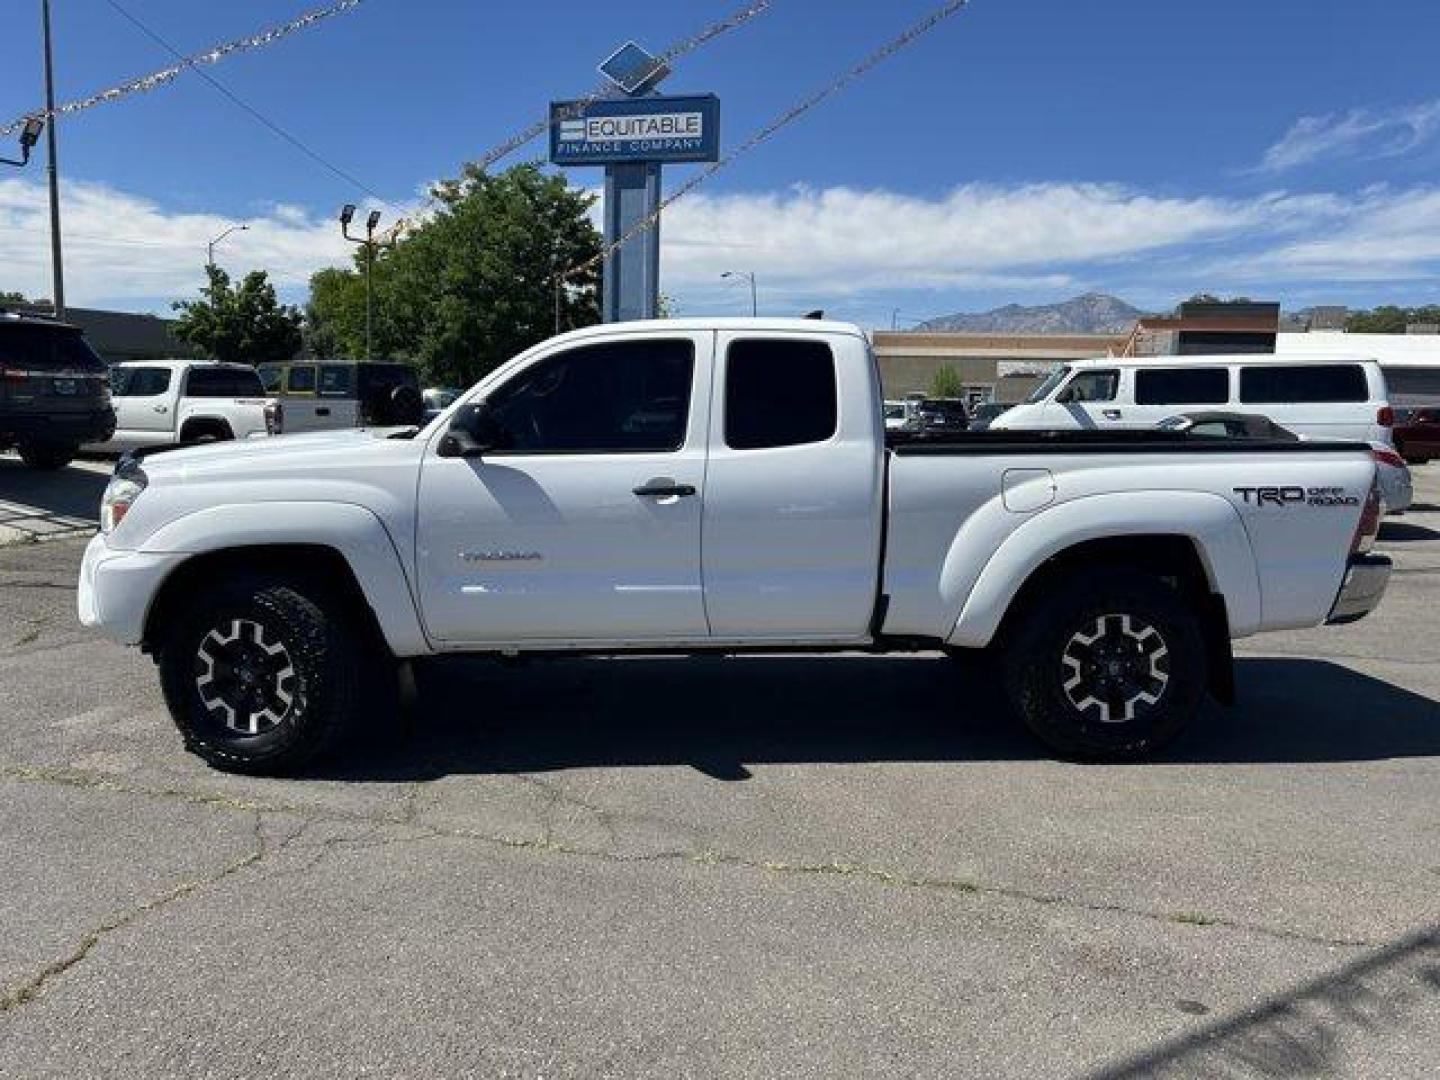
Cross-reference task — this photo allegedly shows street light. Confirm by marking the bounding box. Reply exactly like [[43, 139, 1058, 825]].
[[721, 270, 757, 317], [206, 223, 248, 268], [340, 205, 392, 361], [0, 117, 44, 167]]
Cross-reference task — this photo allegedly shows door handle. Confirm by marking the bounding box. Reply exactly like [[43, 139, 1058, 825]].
[[316, 407, 331, 417], [633, 481, 696, 498], [1103, 409, 1122, 420], [153, 405, 168, 413]]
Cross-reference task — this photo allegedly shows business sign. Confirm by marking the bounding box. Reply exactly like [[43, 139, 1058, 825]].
[[549, 94, 720, 166]]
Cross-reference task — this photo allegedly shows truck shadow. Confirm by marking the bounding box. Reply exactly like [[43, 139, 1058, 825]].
[[0, 455, 106, 524], [1379, 520, 1440, 543], [1085, 924, 1440, 1079], [322, 655, 1440, 781]]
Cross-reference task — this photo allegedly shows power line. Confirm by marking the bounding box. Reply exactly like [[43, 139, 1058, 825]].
[[98, 0, 400, 212], [471, 1, 776, 176], [564, 0, 973, 282], [0, 1, 364, 137]]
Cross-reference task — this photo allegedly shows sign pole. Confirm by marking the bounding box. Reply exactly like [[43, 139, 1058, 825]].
[[602, 162, 662, 323]]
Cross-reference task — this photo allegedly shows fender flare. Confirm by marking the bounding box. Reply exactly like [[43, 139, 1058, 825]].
[[946, 490, 1261, 648], [140, 501, 430, 656]]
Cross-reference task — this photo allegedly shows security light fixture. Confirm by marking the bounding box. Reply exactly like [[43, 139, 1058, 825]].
[[1, 116, 46, 168], [20, 117, 44, 150], [339, 204, 357, 227], [366, 210, 382, 233]]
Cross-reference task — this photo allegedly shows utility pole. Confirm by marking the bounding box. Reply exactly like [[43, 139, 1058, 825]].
[[41, 0, 65, 319]]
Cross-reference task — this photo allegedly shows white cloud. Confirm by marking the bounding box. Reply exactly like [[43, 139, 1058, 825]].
[[1205, 186, 1440, 283], [3, 174, 1439, 316], [0, 176, 373, 308], [1259, 99, 1440, 173]]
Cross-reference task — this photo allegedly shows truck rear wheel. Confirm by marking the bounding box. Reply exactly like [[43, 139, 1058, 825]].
[[1002, 569, 1206, 762], [18, 441, 76, 470], [158, 574, 359, 774]]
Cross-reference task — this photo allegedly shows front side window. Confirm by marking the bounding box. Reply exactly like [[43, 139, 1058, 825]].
[[286, 365, 317, 393], [1240, 365, 1367, 404], [1134, 367, 1229, 405], [1061, 370, 1119, 403], [257, 364, 282, 392], [484, 339, 694, 454], [111, 366, 172, 397], [725, 339, 837, 450], [186, 367, 265, 398]]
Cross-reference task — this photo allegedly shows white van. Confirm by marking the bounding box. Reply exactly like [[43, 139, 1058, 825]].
[[992, 354, 1393, 444]]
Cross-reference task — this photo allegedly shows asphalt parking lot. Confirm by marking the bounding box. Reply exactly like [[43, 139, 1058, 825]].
[[1, 456, 1438, 1078]]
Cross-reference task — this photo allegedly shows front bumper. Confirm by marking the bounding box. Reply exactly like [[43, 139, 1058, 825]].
[[77, 534, 186, 645], [1326, 554, 1392, 625]]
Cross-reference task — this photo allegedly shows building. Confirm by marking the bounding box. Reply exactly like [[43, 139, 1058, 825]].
[[4, 302, 201, 366], [1115, 299, 1281, 357], [870, 330, 1127, 404]]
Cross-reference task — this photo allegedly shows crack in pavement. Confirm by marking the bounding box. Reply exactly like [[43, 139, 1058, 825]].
[[0, 811, 267, 1014], [0, 759, 1378, 963]]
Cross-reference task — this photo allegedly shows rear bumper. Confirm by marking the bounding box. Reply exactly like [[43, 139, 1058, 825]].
[[2, 406, 116, 446], [1326, 554, 1392, 625]]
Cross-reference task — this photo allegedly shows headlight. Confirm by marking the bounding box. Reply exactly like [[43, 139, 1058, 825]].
[[100, 465, 147, 534]]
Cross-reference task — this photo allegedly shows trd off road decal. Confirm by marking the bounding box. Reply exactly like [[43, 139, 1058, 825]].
[[1232, 486, 1360, 507]]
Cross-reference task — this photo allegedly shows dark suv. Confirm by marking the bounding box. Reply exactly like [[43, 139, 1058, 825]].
[[0, 315, 115, 469]]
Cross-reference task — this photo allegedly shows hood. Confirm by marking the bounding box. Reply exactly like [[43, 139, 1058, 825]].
[[137, 427, 419, 480]]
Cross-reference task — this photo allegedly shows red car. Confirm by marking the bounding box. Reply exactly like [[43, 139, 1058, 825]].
[[1395, 407, 1440, 464]]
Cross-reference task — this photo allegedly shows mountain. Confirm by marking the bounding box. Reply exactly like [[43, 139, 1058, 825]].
[[914, 293, 1147, 335]]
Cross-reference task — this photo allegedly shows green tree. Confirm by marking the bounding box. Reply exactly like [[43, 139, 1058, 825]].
[[1347, 304, 1440, 333], [172, 266, 302, 365], [930, 364, 964, 398], [305, 163, 602, 386]]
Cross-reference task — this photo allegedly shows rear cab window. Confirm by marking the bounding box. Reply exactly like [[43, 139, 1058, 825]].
[[286, 365, 317, 393], [185, 367, 265, 398], [1240, 365, 1368, 404], [319, 365, 356, 397], [725, 339, 837, 450]]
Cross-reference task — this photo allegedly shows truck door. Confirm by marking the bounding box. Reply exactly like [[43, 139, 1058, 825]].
[[415, 332, 712, 644], [701, 332, 884, 639], [110, 366, 176, 448]]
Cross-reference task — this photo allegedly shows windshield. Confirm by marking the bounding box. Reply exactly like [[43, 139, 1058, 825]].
[[1025, 365, 1071, 404]]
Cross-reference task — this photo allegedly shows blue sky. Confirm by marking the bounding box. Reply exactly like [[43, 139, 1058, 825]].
[[2, 0, 1438, 326]]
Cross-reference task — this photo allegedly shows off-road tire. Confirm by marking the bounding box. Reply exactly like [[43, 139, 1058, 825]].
[[1002, 568, 1206, 762], [18, 442, 76, 470], [158, 573, 360, 774]]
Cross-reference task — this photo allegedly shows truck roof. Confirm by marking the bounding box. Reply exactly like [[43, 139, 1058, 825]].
[[1066, 352, 1382, 369], [545, 317, 865, 345]]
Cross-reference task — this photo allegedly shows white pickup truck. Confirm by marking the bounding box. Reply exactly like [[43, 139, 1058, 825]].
[[79, 319, 1391, 774], [88, 360, 279, 454]]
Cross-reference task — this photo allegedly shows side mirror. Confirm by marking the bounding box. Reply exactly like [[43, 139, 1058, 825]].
[[436, 402, 506, 459]]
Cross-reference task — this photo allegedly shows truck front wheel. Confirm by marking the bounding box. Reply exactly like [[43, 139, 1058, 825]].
[[1002, 569, 1206, 762], [158, 574, 359, 774]]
